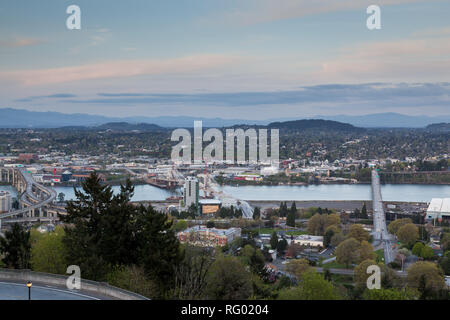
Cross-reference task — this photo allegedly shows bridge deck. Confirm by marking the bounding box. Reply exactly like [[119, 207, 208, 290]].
[[0, 168, 57, 220], [371, 170, 395, 264]]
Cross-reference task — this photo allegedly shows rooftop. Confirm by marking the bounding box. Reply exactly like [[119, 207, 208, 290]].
[[427, 198, 450, 214], [181, 225, 241, 237]]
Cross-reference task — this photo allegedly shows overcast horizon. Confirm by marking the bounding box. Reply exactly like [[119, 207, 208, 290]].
[[1, 0, 450, 119]]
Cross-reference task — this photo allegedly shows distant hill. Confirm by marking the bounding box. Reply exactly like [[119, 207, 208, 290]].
[[315, 112, 450, 128], [0, 108, 114, 128], [425, 123, 450, 132], [0, 108, 448, 129], [268, 119, 363, 132]]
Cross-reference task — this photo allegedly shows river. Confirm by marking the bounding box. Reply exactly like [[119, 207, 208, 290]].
[[1, 183, 448, 203], [217, 184, 450, 202]]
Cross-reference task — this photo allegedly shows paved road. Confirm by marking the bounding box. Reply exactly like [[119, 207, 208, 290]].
[[0, 169, 57, 219], [316, 267, 354, 276], [371, 170, 395, 264], [0, 281, 104, 300], [315, 267, 407, 278]]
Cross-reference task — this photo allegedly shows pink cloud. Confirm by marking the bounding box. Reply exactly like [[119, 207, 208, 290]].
[[2, 54, 245, 86], [312, 37, 450, 82], [0, 37, 43, 48]]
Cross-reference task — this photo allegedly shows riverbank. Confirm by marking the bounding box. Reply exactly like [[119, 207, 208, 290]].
[[56, 178, 149, 188], [247, 200, 370, 211], [246, 200, 427, 211]]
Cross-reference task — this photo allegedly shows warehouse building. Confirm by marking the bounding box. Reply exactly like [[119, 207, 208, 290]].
[[426, 198, 450, 221], [290, 235, 324, 248]]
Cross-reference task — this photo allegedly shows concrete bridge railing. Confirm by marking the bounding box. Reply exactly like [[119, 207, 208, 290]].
[[0, 268, 149, 300]]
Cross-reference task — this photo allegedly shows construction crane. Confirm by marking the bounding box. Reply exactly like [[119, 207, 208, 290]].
[[204, 160, 208, 198]]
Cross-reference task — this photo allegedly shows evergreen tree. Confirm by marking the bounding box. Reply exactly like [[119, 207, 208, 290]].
[[323, 227, 336, 248], [136, 205, 182, 298], [58, 192, 65, 203], [361, 203, 368, 219], [253, 207, 261, 220], [277, 238, 288, 252], [60, 173, 137, 280], [0, 223, 31, 269], [188, 203, 198, 217], [287, 202, 296, 227], [291, 202, 297, 214], [248, 248, 268, 280], [279, 202, 288, 217], [323, 268, 332, 282], [60, 172, 182, 298], [270, 232, 279, 250]]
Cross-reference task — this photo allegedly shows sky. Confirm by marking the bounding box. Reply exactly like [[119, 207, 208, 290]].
[[0, 0, 449, 119]]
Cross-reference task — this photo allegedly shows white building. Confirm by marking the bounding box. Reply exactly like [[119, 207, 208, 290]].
[[260, 166, 280, 176], [426, 198, 450, 220], [0, 191, 11, 213], [183, 177, 199, 209], [291, 235, 324, 248]]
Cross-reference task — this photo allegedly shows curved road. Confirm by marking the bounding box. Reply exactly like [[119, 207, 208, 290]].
[[0, 281, 105, 300], [0, 168, 57, 219]]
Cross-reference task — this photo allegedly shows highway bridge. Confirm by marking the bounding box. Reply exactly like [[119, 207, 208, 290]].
[[371, 169, 396, 264], [203, 173, 254, 219], [0, 167, 61, 225]]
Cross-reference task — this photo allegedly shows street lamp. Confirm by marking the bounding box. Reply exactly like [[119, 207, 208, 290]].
[[26, 281, 32, 300]]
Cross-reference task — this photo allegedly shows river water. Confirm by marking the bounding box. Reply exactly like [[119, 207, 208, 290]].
[[1, 183, 449, 203]]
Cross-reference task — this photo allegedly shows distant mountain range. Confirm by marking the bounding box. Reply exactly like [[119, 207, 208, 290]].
[[0, 108, 449, 129]]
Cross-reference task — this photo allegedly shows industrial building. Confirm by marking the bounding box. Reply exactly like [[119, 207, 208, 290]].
[[426, 198, 450, 221], [0, 191, 11, 213]]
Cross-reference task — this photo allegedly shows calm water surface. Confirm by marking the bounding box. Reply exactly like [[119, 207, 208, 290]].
[[1, 184, 448, 203]]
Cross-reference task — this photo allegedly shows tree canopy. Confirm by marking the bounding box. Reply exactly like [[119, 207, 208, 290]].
[[59, 172, 181, 298], [0, 223, 31, 269]]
